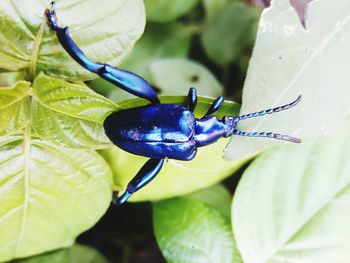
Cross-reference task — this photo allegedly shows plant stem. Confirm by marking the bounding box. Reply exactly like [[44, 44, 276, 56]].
[[122, 244, 131, 263]]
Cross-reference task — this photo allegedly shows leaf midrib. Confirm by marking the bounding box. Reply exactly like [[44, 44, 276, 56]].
[[13, 125, 31, 257], [28, 15, 46, 81]]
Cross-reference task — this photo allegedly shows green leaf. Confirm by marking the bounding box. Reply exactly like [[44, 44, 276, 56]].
[[202, 0, 230, 21], [67, 245, 109, 263], [233, 123, 350, 262], [0, 81, 31, 136], [99, 96, 246, 202], [0, 0, 145, 81], [32, 74, 118, 148], [15, 244, 108, 263], [144, 0, 200, 22], [225, 0, 350, 160], [201, 2, 259, 66], [121, 22, 193, 79], [153, 197, 237, 263], [90, 22, 193, 101], [189, 184, 231, 219], [0, 72, 26, 87], [149, 58, 223, 97], [0, 134, 113, 262]]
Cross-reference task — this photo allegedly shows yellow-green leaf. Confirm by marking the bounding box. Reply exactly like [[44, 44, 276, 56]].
[[0, 81, 31, 136], [0, 0, 145, 81], [32, 74, 118, 148], [0, 134, 113, 262]]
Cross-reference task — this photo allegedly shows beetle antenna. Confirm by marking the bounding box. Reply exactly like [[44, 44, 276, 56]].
[[238, 95, 301, 121], [231, 129, 301, 143], [224, 95, 302, 143]]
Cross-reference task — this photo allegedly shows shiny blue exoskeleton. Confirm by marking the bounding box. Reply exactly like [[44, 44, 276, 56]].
[[46, 2, 302, 205]]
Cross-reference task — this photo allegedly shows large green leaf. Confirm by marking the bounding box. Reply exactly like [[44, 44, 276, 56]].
[[32, 74, 118, 148], [0, 0, 145, 81], [144, 0, 200, 22], [0, 134, 113, 262], [100, 96, 246, 202], [15, 244, 108, 263], [0, 81, 31, 136], [233, 123, 350, 262], [225, 0, 350, 160], [201, 2, 259, 66], [153, 193, 238, 263]]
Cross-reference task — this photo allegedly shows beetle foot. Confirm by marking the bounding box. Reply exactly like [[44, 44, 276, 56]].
[[49, 1, 56, 12], [112, 191, 131, 205], [45, 2, 59, 30]]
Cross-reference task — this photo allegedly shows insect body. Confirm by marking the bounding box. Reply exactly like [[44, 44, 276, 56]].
[[46, 2, 301, 205]]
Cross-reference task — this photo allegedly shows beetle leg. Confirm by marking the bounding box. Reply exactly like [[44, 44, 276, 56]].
[[187, 87, 197, 112], [45, 2, 159, 104], [113, 158, 165, 205], [202, 96, 224, 118]]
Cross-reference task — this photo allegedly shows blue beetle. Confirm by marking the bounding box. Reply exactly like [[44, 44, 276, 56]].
[[46, 2, 301, 205]]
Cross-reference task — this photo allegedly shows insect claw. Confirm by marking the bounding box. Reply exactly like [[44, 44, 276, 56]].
[[49, 1, 55, 12], [112, 191, 131, 205]]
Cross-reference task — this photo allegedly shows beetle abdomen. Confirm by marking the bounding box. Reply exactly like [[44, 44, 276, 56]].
[[104, 104, 197, 160]]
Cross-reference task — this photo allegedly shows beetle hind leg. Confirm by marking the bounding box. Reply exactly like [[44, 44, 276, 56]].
[[113, 158, 165, 205], [45, 2, 159, 104]]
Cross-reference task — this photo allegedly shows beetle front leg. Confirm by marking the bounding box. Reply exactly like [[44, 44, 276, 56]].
[[202, 96, 224, 118], [45, 2, 159, 104], [187, 87, 197, 112], [113, 158, 165, 205]]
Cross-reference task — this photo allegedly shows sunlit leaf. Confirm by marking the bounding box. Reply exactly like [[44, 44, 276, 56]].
[[233, 122, 350, 263], [32, 74, 118, 148], [225, 0, 350, 160], [144, 0, 200, 22], [100, 96, 246, 202], [0, 0, 145, 81], [0, 135, 112, 262], [0, 81, 31, 136]]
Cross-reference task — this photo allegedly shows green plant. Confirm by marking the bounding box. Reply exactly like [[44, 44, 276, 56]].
[[1, 0, 350, 262]]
